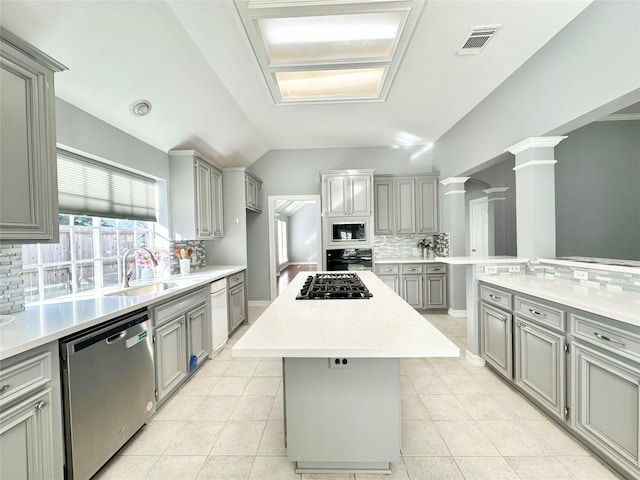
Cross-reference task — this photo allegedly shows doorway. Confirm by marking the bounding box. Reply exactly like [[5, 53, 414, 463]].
[[268, 195, 322, 301], [469, 197, 489, 257]]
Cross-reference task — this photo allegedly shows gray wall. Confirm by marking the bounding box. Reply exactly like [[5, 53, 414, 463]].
[[433, 0, 640, 179], [246, 146, 434, 301], [555, 120, 640, 260], [55, 98, 171, 231], [288, 204, 318, 263]]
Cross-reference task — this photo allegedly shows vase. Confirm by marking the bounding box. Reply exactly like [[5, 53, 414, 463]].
[[179, 259, 191, 275], [140, 267, 154, 280], [426, 250, 435, 260]]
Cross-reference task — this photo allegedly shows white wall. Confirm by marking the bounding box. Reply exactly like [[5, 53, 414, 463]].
[[288, 204, 317, 264]]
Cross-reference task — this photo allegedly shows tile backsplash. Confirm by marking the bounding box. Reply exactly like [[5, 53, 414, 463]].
[[374, 233, 450, 259], [0, 244, 25, 315], [169, 240, 206, 274]]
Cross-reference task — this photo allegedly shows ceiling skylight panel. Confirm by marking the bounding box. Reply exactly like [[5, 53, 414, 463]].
[[259, 12, 406, 63], [275, 67, 386, 101]]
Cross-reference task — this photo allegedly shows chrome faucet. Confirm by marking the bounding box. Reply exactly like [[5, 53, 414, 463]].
[[121, 247, 158, 288]]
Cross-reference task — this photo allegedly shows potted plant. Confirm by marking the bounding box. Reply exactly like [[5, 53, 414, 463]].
[[417, 239, 435, 259]]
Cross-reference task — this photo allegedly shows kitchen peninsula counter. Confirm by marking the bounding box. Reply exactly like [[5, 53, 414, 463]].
[[232, 271, 458, 474]]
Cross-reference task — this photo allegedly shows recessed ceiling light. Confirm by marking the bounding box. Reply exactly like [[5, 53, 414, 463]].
[[129, 99, 152, 117]]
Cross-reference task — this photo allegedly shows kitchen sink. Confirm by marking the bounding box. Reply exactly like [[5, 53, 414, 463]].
[[106, 282, 177, 297]]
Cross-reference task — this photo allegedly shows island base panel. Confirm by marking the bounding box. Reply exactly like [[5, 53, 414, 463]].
[[283, 357, 400, 473]]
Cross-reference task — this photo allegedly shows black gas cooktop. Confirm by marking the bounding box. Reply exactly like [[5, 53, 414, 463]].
[[296, 273, 373, 300]]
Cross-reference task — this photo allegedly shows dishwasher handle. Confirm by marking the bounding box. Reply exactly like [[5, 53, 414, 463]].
[[106, 331, 127, 344]]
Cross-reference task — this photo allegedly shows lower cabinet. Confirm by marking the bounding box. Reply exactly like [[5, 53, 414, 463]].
[[153, 287, 210, 405], [479, 302, 513, 379], [374, 262, 447, 310], [0, 342, 64, 480], [228, 271, 246, 334], [572, 341, 640, 479], [514, 318, 566, 420], [478, 281, 640, 480]]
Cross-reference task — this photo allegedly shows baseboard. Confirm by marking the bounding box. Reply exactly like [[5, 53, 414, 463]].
[[465, 350, 486, 367], [447, 309, 467, 318], [249, 300, 271, 308]]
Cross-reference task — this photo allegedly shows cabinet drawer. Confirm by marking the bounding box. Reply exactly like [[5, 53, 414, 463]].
[[514, 296, 565, 331], [153, 287, 207, 326], [401, 264, 424, 275], [375, 264, 399, 275], [228, 272, 244, 288], [0, 351, 51, 408], [425, 264, 447, 274], [571, 313, 640, 363], [479, 284, 512, 310]]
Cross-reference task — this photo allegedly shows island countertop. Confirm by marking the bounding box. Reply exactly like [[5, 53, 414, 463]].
[[232, 271, 459, 358]]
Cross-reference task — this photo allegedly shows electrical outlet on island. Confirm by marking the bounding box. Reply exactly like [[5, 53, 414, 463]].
[[485, 266, 498, 274]]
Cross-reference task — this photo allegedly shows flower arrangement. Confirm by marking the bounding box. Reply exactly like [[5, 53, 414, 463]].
[[417, 239, 434, 251], [136, 247, 165, 268]]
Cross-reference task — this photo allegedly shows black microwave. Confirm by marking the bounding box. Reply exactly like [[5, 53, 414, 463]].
[[331, 221, 366, 242]]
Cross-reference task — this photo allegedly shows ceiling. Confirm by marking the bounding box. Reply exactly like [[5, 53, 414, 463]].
[[0, 0, 593, 168]]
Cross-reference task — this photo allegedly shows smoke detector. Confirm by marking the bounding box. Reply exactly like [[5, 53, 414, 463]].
[[129, 99, 152, 116], [457, 25, 501, 55]]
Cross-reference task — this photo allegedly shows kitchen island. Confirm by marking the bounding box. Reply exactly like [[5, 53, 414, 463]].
[[232, 271, 458, 474]]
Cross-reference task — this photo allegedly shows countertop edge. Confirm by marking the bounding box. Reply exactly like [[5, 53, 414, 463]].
[[0, 265, 246, 361]]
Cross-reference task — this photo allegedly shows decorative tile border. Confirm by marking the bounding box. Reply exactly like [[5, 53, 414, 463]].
[[0, 244, 25, 314]]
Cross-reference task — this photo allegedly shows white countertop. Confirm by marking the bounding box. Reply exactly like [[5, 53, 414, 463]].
[[375, 257, 445, 264], [478, 274, 640, 327], [375, 256, 528, 265], [0, 266, 245, 360], [232, 271, 460, 358], [538, 257, 640, 275]]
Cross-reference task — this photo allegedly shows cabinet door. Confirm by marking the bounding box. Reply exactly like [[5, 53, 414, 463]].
[[416, 177, 438, 234], [229, 283, 246, 332], [379, 275, 399, 294], [401, 275, 423, 309], [245, 175, 256, 207], [0, 45, 59, 242], [424, 274, 447, 310], [374, 179, 394, 235], [572, 342, 640, 477], [187, 303, 209, 372], [194, 159, 214, 239], [480, 303, 513, 378], [255, 181, 262, 212], [211, 168, 224, 237], [515, 318, 566, 420], [349, 175, 371, 216], [154, 317, 188, 404], [0, 388, 56, 480], [394, 178, 416, 234], [324, 176, 348, 217]]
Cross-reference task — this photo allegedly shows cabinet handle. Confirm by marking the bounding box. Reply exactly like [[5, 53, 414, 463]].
[[179, 320, 184, 325], [489, 294, 501, 300], [35, 401, 46, 411], [0, 384, 9, 393], [528, 309, 546, 318], [593, 332, 625, 347]]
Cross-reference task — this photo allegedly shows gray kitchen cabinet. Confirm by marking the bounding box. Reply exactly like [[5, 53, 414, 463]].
[[373, 175, 437, 235], [375, 264, 399, 294], [321, 171, 373, 217], [400, 264, 423, 309], [228, 271, 246, 334], [0, 28, 66, 242], [169, 150, 224, 240], [245, 171, 263, 213], [515, 317, 566, 420], [416, 177, 438, 233], [480, 302, 513, 379], [0, 342, 64, 480], [152, 287, 209, 405], [424, 274, 447, 310]]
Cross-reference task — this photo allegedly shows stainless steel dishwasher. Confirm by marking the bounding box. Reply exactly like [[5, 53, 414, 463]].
[[60, 308, 155, 480]]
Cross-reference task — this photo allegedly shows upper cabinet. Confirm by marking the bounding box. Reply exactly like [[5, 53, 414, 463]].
[[245, 171, 263, 213], [374, 175, 438, 235], [0, 28, 66, 242], [169, 150, 223, 240], [321, 171, 374, 217]]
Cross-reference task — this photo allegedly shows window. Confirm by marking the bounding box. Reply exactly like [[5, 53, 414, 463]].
[[22, 214, 163, 303], [277, 218, 288, 267]]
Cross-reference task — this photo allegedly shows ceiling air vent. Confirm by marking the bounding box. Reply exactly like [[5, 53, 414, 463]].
[[457, 25, 501, 55]]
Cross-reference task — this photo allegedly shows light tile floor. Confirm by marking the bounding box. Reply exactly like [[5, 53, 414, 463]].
[[94, 308, 623, 480]]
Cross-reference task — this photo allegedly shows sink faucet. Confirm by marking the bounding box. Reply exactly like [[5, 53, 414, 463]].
[[121, 247, 158, 288]]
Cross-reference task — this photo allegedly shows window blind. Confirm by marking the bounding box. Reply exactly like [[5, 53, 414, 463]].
[[57, 150, 157, 222]]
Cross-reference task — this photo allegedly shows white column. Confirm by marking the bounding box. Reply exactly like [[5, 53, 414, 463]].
[[506, 137, 566, 260], [439, 177, 469, 316]]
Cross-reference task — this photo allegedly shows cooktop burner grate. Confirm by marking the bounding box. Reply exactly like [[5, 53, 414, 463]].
[[296, 273, 373, 300]]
